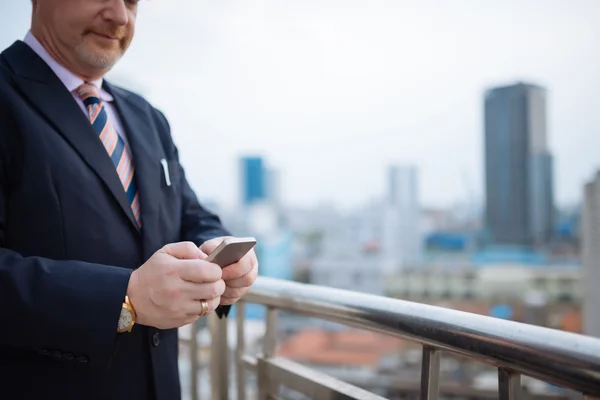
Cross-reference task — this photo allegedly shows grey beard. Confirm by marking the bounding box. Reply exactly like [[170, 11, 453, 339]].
[[74, 40, 121, 70]]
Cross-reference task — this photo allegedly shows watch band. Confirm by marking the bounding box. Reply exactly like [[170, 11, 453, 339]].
[[125, 295, 136, 319]]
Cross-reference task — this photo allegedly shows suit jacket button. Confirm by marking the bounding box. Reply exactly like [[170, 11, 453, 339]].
[[76, 356, 89, 363], [152, 333, 160, 347], [63, 352, 74, 361], [51, 350, 63, 359]]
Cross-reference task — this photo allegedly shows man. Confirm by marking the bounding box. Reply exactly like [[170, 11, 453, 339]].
[[0, 1, 258, 399]]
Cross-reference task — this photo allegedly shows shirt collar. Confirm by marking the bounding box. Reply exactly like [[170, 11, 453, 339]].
[[23, 31, 114, 102]]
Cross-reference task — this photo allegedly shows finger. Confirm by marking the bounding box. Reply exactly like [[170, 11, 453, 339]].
[[184, 297, 221, 316], [179, 280, 226, 300], [222, 285, 248, 299], [163, 241, 205, 260], [221, 251, 256, 281], [223, 258, 258, 287], [219, 296, 240, 306], [178, 260, 222, 283], [186, 279, 226, 300]]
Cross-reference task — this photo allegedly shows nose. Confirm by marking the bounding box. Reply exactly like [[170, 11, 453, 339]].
[[103, 0, 131, 26]]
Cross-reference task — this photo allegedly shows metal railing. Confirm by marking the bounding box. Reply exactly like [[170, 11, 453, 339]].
[[188, 277, 600, 400]]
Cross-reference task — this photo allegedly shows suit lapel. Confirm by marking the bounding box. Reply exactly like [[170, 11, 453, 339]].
[[2, 41, 140, 232], [104, 82, 162, 257]]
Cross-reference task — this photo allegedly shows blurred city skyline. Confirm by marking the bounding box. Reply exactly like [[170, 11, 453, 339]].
[[1, 0, 598, 210]]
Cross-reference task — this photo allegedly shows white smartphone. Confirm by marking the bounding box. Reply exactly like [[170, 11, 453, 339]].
[[205, 237, 257, 268]]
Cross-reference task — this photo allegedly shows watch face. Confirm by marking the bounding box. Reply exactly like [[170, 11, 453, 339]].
[[118, 309, 133, 331]]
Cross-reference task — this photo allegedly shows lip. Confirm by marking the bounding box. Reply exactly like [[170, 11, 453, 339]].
[[89, 32, 119, 42]]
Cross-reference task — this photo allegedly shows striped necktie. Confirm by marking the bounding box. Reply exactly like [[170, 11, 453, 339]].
[[77, 83, 142, 228]]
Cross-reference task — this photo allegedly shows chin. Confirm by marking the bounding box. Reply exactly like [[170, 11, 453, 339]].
[[75, 44, 122, 70]]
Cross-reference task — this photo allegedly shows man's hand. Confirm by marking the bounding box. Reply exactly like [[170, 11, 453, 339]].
[[126, 242, 226, 330], [200, 237, 259, 306]]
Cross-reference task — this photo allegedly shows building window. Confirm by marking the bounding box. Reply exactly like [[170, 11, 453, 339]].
[[557, 293, 573, 303]]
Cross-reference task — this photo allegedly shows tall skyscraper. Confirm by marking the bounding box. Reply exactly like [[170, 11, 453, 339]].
[[241, 156, 266, 206], [266, 168, 281, 207], [382, 165, 422, 270], [388, 165, 418, 207], [484, 82, 555, 247], [583, 171, 600, 337]]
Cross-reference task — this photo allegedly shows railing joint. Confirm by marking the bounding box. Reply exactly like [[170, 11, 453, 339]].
[[498, 367, 522, 400], [420, 345, 440, 400]]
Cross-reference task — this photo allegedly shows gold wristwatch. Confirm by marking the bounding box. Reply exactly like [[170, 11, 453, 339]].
[[117, 295, 136, 333]]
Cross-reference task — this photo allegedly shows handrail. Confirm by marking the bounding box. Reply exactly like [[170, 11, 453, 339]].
[[242, 277, 600, 396]]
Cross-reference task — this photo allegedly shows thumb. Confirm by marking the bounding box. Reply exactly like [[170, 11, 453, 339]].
[[200, 237, 230, 254], [163, 241, 204, 260], [198, 249, 208, 259]]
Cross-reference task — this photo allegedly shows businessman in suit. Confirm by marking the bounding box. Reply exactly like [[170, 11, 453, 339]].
[[0, 1, 258, 399]]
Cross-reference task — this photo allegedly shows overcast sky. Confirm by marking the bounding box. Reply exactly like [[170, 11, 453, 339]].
[[1, 0, 599, 211]]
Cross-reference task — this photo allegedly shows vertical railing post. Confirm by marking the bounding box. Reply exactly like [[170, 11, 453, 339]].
[[420, 346, 440, 400], [236, 302, 246, 400], [190, 320, 200, 400], [498, 368, 521, 400], [210, 313, 229, 400], [258, 307, 278, 400]]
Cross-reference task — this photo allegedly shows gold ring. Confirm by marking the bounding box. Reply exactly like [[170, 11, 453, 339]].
[[199, 300, 209, 317]]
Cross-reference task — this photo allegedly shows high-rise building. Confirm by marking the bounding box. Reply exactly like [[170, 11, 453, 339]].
[[266, 168, 282, 207], [484, 82, 555, 247], [582, 171, 600, 337], [388, 165, 418, 207], [382, 165, 422, 270], [241, 156, 266, 206], [241, 156, 282, 208]]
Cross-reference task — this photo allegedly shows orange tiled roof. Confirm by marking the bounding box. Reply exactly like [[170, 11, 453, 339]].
[[276, 329, 403, 367], [560, 310, 582, 333]]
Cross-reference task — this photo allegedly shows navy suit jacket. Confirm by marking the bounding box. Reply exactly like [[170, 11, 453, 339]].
[[0, 40, 230, 400]]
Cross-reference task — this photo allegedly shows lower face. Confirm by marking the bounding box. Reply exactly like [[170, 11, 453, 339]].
[[73, 31, 129, 69], [43, 0, 136, 71]]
